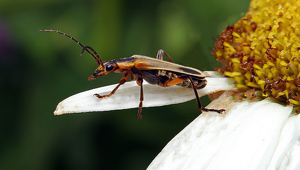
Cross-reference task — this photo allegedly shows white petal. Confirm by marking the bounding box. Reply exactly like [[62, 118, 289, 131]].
[[54, 71, 235, 115], [268, 112, 300, 170], [147, 91, 293, 170]]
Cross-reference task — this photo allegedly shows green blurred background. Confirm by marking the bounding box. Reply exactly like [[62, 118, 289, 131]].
[[0, 0, 249, 169]]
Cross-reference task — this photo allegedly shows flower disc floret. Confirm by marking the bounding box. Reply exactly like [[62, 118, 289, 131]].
[[212, 0, 300, 106]]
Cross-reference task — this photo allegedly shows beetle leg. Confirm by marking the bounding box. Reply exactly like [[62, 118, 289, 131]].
[[94, 72, 131, 98], [130, 74, 135, 81], [136, 74, 144, 119], [188, 76, 225, 114], [156, 49, 174, 63]]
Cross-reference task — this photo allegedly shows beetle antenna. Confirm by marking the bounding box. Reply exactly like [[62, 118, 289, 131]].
[[39, 30, 104, 66]]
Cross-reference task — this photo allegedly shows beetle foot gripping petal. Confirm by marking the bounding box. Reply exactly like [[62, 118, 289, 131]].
[[94, 93, 105, 98], [202, 108, 226, 114]]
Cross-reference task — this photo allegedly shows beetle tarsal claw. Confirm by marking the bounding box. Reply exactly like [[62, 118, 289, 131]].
[[218, 109, 226, 114], [93, 93, 104, 98], [137, 109, 143, 119], [201, 108, 226, 114]]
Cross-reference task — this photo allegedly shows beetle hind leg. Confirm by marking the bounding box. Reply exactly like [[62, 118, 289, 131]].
[[188, 76, 225, 114]]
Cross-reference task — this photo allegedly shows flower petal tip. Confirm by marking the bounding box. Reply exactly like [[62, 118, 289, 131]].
[[53, 102, 68, 115]]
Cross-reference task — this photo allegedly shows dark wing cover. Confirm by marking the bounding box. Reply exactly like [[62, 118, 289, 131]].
[[133, 55, 205, 77]]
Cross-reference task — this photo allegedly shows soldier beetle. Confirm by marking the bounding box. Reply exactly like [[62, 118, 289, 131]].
[[40, 30, 225, 119]]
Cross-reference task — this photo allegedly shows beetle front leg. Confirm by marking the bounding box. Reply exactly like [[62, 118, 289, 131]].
[[93, 78, 127, 99], [136, 74, 144, 119], [188, 76, 225, 114], [94, 72, 131, 98], [156, 49, 174, 63]]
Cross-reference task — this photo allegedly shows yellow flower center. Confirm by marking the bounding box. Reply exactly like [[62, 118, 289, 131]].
[[212, 0, 300, 106]]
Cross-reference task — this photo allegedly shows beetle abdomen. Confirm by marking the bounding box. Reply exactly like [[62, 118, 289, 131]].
[[176, 77, 207, 89], [141, 70, 207, 89], [157, 70, 207, 89]]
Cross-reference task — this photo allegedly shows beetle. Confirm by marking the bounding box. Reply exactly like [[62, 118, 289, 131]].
[[39, 30, 225, 119]]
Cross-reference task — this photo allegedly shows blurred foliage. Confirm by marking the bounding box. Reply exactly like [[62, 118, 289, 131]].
[[0, 0, 249, 169]]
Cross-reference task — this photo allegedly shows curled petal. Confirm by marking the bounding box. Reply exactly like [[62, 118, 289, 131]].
[[54, 71, 235, 115], [268, 112, 300, 170], [147, 91, 293, 169]]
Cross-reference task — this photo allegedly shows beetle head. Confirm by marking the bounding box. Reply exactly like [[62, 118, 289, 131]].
[[88, 61, 117, 81]]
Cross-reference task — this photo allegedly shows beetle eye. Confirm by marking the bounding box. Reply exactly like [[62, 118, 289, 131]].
[[105, 64, 114, 71]]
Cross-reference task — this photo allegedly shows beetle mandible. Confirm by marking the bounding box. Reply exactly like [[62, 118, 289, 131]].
[[39, 30, 225, 119]]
